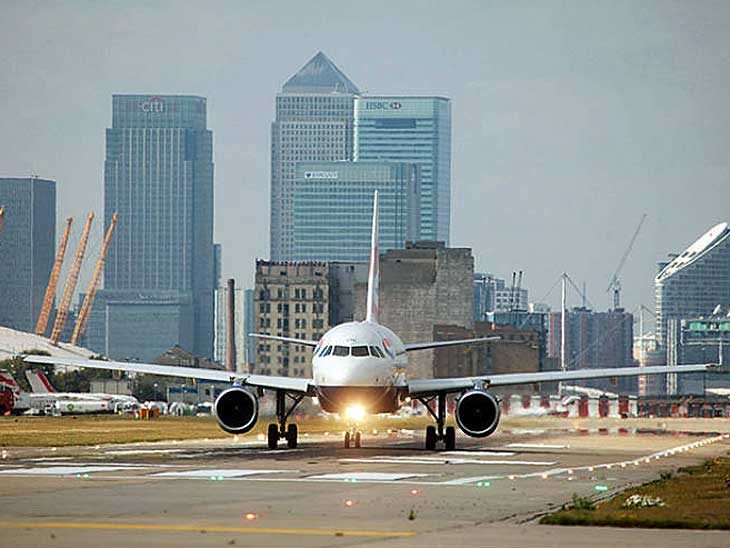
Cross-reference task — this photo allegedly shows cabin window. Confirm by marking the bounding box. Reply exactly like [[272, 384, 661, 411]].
[[332, 346, 349, 357], [351, 346, 369, 357]]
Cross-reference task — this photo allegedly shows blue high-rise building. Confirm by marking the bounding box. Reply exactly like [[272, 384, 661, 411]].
[[355, 96, 451, 243], [292, 161, 419, 262], [0, 177, 56, 332], [86, 95, 215, 360]]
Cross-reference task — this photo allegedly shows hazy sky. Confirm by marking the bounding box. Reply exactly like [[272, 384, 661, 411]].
[[2, 1, 729, 321]]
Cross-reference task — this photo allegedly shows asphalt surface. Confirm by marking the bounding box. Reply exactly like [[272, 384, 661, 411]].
[[1, 418, 729, 547]]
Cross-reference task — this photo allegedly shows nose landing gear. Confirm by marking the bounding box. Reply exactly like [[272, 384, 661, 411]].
[[344, 428, 362, 449], [267, 391, 304, 449], [420, 393, 456, 451]]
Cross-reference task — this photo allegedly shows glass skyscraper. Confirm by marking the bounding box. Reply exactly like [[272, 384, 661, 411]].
[[292, 162, 419, 262], [89, 95, 215, 360], [0, 177, 56, 332], [355, 96, 451, 243], [270, 52, 360, 260], [655, 222, 730, 347]]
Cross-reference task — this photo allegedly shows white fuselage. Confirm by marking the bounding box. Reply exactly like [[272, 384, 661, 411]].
[[311, 321, 408, 413]]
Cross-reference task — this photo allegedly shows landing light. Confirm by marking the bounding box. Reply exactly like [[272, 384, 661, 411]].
[[344, 499, 355, 507], [345, 404, 366, 422], [244, 513, 257, 521]]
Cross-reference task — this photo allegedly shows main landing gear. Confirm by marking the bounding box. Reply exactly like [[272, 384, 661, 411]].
[[267, 390, 304, 449], [419, 393, 456, 451]]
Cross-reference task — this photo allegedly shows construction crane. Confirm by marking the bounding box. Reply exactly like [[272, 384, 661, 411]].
[[606, 213, 647, 310], [50, 212, 94, 345], [71, 213, 118, 345], [35, 217, 74, 336]]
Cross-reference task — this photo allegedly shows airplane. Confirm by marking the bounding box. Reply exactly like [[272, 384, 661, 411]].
[[0, 369, 116, 415], [26, 192, 720, 450], [25, 369, 139, 412]]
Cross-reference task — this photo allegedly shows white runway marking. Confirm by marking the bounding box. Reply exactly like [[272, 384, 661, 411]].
[[506, 443, 570, 449], [441, 475, 501, 485], [151, 469, 294, 478], [340, 456, 557, 466], [105, 449, 185, 455], [307, 472, 430, 481], [442, 451, 516, 457], [0, 465, 142, 476]]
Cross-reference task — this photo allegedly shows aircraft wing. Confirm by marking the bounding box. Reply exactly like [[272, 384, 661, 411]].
[[406, 363, 719, 397], [249, 333, 319, 347], [404, 336, 500, 352], [23, 355, 313, 394]]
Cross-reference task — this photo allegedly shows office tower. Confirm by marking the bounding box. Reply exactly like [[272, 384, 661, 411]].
[[0, 177, 56, 332], [473, 273, 529, 322], [292, 161, 419, 261], [89, 94, 214, 360], [270, 52, 360, 260], [655, 222, 730, 347], [355, 96, 451, 242], [548, 307, 635, 393]]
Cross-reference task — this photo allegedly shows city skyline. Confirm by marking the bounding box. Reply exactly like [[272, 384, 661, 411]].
[[2, 2, 730, 323]]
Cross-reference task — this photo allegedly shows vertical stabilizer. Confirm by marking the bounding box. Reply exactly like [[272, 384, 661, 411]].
[[26, 369, 56, 393], [366, 191, 380, 323]]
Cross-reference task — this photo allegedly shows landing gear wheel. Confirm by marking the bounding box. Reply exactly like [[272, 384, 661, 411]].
[[286, 424, 298, 449], [344, 431, 351, 449], [354, 431, 361, 448], [267, 423, 279, 449], [444, 426, 456, 451], [425, 426, 437, 450]]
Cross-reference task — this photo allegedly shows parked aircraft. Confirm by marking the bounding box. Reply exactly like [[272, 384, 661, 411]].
[[25, 369, 139, 412], [25, 192, 719, 449]]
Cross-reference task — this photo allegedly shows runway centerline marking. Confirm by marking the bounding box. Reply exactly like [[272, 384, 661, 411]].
[[0, 521, 416, 538]]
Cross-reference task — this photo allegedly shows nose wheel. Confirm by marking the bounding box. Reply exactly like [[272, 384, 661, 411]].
[[267, 391, 303, 450], [420, 393, 456, 451], [344, 428, 362, 448]]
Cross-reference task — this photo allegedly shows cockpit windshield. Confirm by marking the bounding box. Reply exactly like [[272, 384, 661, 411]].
[[332, 346, 349, 357], [351, 346, 369, 357]]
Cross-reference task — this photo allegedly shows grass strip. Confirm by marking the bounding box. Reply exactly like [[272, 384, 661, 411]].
[[541, 456, 730, 530]]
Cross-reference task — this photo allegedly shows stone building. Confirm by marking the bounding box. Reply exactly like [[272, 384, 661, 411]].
[[253, 261, 330, 377], [354, 241, 474, 379], [433, 322, 541, 396]]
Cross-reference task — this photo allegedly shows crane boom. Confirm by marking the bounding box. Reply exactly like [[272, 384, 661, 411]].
[[606, 213, 647, 309], [50, 212, 94, 345], [71, 213, 118, 345], [36, 217, 73, 335]]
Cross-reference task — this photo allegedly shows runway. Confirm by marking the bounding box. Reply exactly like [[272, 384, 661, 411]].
[[1, 419, 729, 547]]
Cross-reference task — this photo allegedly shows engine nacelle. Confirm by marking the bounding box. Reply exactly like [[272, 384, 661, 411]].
[[455, 389, 501, 438], [214, 386, 258, 434]]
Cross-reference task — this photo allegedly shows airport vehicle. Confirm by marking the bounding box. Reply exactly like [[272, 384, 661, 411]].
[[25, 369, 139, 412], [25, 193, 719, 450]]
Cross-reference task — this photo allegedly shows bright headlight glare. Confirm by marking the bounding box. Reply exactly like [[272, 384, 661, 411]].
[[345, 404, 366, 422]]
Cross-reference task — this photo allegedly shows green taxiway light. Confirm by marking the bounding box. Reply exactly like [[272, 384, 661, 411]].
[[595, 485, 609, 492], [476, 481, 491, 487]]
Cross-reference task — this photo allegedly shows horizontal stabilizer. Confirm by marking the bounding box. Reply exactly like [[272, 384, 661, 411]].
[[405, 336, 500, 352], [248, 334, 319, 347]]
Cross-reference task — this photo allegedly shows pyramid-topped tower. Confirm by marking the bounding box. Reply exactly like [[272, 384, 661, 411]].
[[282, 51, 360, 94]]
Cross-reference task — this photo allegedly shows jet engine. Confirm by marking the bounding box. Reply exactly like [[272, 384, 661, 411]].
[[214, 386, 258, 434], [455, 389, 501, 438]]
